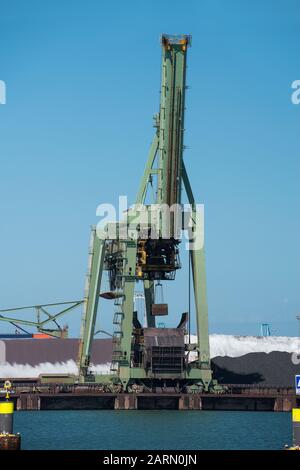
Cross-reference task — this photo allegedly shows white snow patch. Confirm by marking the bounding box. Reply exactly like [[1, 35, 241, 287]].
[[1, 335, 300, 378], [187, 334, 300, 358], [0, 360, 111, 378]]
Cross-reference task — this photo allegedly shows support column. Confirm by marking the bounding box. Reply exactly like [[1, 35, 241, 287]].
[[114, 394, 137, 410], [78, 228, 105, 382], [119, 240, 138, 389], [179, 394, 202, 410], [182, 162, 212, 385], [190, 243, 211, 369]]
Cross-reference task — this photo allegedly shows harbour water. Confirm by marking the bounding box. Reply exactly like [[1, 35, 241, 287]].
[[15, 410, 291, 450]]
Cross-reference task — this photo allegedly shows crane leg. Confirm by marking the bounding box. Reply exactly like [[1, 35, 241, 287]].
[[189, 234, 211, 368], [189, 213, 212, 391], [182, 163, 212, 390], [118, 240, 138, 390], [78, 228, 105, 382]]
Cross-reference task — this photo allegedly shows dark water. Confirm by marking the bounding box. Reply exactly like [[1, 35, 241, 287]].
[[15, 410, 291, 450]]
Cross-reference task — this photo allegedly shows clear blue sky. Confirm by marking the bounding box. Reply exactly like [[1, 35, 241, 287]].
[[0, 0, 299, 337]]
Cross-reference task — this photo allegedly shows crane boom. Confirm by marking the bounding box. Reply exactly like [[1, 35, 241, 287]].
[[158, 34, 190, 207]]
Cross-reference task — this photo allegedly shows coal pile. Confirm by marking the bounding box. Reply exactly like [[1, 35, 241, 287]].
[[212, 351, 300, 387]]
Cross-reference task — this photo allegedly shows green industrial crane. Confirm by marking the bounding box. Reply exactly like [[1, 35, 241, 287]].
[[0, 301, 82, 338], [77, 34, 215, 393]]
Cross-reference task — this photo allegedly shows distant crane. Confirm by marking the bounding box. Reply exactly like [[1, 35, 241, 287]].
[[260, 323, 271, 337], [0, 301, 82, 338]]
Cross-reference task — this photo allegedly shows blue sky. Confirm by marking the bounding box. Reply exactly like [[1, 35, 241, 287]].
[[0, 0, 299, 337]]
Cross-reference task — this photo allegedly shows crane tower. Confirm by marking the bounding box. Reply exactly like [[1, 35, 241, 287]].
[[78, 34, 214, 392]]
